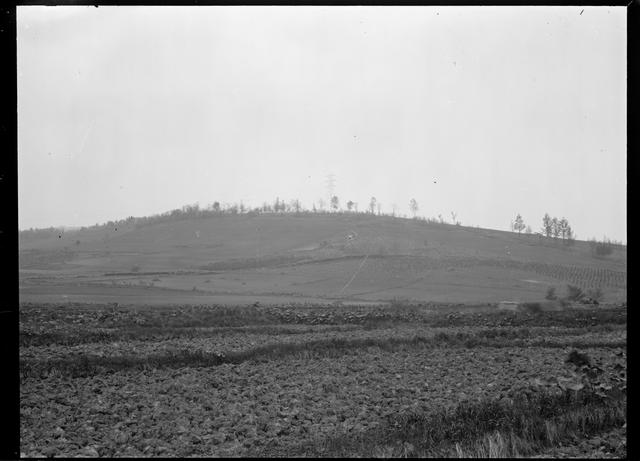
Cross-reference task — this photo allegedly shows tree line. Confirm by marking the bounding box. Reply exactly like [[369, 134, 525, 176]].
[[510, 212, 575, 244], [19, 196, 447, 241], [510, 213, 624, 255], [20, 197, 624, 253]]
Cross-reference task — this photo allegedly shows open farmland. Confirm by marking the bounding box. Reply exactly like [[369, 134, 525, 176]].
[[17, 4, 627, 458], [19, 214, 627, 305], [20, 302, 627, 458], [19, 214, 628, 457]]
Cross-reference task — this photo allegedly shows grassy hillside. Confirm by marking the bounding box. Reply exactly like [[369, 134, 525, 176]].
[[19, 213, 627, 305]]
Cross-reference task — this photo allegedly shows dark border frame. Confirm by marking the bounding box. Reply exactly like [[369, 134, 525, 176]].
[[3, 2, 633, 460]]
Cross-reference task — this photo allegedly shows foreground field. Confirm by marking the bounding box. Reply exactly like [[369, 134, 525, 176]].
[[20, 303, 627, 458]]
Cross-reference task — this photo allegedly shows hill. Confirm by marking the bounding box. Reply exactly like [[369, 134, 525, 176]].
[[19, 213, 627, 306]]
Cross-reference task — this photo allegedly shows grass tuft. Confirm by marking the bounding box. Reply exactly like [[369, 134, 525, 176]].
[[278, 388, 626, 458]]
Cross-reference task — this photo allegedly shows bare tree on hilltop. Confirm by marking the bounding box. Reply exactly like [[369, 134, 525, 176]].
[[551, 217, 560, 239], [330, 196, 339, 212], [542, 213, 553, 238], [540, 213, 576, 246], [409, 198, 419, 218], [559, 217, 569, 240], [513, 213, 525, 233]]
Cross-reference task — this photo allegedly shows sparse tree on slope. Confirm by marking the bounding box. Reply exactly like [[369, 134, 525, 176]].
[[346, 200, 354, 212], [551, 217, 560, 239], [542, 213, 553, 238], [330, 195, 339, 212], [559, 217, 569, 240], [409, 199, 419, 218], [565, 224, 575, 245], [369, 197, 377, 214], [514, 214, 525, 233]]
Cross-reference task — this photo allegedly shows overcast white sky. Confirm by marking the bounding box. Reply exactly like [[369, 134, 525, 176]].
[[18, 6, 626, 242]]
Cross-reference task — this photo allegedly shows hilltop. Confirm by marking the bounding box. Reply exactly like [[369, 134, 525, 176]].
[[19, 212, 627, 306]]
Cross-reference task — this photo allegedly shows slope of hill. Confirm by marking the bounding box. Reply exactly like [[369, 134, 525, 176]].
[[19, 213, 627, 305]]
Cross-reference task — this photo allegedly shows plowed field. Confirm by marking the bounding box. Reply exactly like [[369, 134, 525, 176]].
[[20, 303, 627, 458]]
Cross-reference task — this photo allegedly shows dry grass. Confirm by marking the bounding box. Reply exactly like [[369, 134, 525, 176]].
[[284, 388, 626, 458]]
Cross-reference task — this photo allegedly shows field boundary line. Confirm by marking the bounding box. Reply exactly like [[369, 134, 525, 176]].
[[338, 254, 369, 296]]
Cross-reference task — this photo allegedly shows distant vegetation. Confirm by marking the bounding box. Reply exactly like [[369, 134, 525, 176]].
[[544, 284, 605, 306], [545, 287, 557, 300], [538, 214, 576, 246], [565, 284, 585, 302], [19, 197, 625, 252], [19, 197, 458, 241], [510, 213, 578, 245], [586, 287, 604, 302], [588, 237, 624, 257]]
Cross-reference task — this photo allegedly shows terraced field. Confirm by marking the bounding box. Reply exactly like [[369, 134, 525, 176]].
[[20, 303, 627, 458]]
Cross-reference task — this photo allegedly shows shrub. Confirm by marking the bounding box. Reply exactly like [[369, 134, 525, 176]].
[[589, 238, 614, 257], [586, 288, 604, 302], [566, 284, 584, 301], [131, 265, 140, 273], [521, 302, 542, 314], [545, 287, 557, 300]]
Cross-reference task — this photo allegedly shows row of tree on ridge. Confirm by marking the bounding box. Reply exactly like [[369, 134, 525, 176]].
[[19, 197, 625, 253]]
